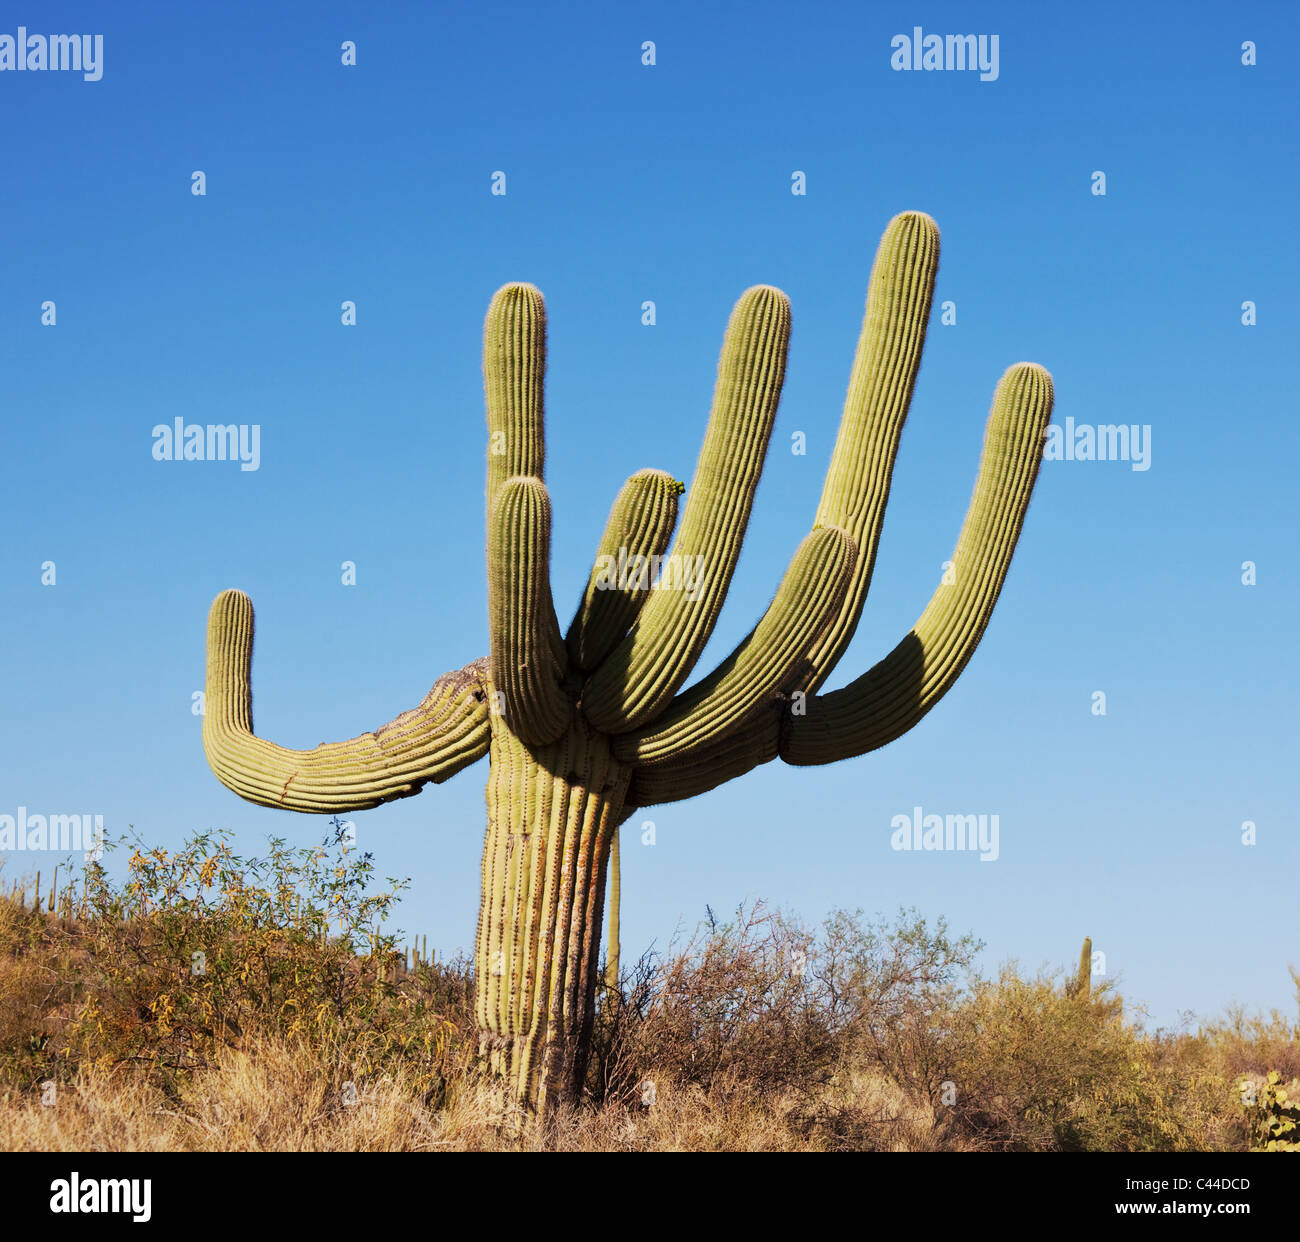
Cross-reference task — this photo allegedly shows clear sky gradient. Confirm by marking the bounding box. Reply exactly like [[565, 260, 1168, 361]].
[[2, 1, 1296, 1029]]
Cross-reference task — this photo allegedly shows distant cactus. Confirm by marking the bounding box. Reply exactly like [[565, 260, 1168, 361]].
[[201, 211, 1054, 1118], [1069, 936, 1093, 1000]]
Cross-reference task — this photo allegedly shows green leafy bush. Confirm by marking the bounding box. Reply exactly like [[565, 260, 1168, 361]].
[[2, 821, 472, 1105]]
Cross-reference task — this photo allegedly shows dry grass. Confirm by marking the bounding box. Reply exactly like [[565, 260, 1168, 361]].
[[1, 833, 1295, 1152], [0, 1036, 949, 1152]]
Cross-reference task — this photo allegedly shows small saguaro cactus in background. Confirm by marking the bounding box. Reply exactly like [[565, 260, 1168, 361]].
[[1069, 936, 1093, 1000], [202, 211, 1054, 1119]]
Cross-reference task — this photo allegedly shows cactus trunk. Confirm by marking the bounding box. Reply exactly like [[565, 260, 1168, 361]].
[[475, 714, 630, 1114]]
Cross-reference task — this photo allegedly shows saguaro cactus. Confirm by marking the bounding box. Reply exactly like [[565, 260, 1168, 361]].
[[1071, 936, 1093, 1000], [202, 211, 1054, 1117]]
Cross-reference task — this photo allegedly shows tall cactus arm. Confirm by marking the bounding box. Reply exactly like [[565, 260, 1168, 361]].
[[580, 285, 792, 733], [203, 590, 491, 811], [565, 469, 682, 672], [612, 526, 856, 766], [483, 281, 567, 705], [488, 478, 570, 745], [802, 210, 941, 694], [781, 363, 1054, 765], [484, 283, 547, 506]]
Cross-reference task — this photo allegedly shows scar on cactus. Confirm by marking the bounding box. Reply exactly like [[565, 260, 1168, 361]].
[[202, 211, 1054, 1119]]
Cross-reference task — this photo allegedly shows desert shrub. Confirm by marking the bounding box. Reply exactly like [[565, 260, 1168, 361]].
[[606, 903, 836, 1101], [826, 908, 978, 1095], [0, 821, 472, 1106], [0, 895, 83, 1091], [941, 967, 1228, 1151], [2, 843, 1295, 1151], [586, 902, 978, 1149], [1199, 993, 1300, 1083]]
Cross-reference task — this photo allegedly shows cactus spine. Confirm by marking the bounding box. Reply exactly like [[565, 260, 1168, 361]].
[[202, 211, 1054, 1119]]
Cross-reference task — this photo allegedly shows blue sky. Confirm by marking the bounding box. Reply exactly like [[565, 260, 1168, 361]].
[[1, 1, 1296, 1029]]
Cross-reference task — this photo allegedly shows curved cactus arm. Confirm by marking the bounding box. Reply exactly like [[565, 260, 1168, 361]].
[[802, 211, 941, 693], [203, 590, 491, 811], [626, 710, 782, 808], [613, 526, 856, 766], [489, 478, 570, 745], [781, 363, 1054, 766], [581, 285, 792, 733], [565, 469, 682, 672]]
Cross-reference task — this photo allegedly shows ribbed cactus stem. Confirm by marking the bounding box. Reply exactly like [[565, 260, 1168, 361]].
[[805, 211, 940, 691], [581, 285, 792, 733], [483, 283, 547, 503], [488, 477, 570, 745], [628, 711, 782, 808], [781, 364, 1053, 765], [567, 470, 682, 671], [614, 526, 856, 765], [604, 827, 621, 991], [476, 707, 629, 1110]]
